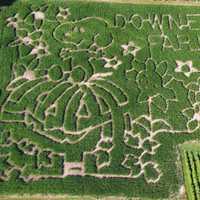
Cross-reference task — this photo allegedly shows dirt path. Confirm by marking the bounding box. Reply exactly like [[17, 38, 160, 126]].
[[82, 0, 200, 6], [0, 195, 174, 200]]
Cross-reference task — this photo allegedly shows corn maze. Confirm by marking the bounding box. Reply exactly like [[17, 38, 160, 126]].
[[1, 0, 200, 198]]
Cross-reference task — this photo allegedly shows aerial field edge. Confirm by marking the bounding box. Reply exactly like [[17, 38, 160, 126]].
[[67, 0, 200, 7], [0, 0, 200, 199]]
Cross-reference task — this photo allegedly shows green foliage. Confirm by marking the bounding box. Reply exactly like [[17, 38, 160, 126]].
[[1, 0, 200, 199], [180, 143, 200, 200]]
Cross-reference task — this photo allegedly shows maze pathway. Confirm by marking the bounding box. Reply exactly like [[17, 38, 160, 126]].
[[1, 0, 200, 198]]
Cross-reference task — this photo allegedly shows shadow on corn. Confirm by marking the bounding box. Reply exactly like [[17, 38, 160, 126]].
[[0, 0, 17, 7]]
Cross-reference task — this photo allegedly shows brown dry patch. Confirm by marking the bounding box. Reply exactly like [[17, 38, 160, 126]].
[[0, 195, 178, 200], [0, 195, 95, 200]]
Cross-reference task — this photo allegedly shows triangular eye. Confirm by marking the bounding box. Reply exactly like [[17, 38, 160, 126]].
[[78, 103, 90, 118], [46, 105, 56, 116]]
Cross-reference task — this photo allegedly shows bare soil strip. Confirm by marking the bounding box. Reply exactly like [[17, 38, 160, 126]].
[[0, 195, 173, 200], [80, 0, 200, 6]]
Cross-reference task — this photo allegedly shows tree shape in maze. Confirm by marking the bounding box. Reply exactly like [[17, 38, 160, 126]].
[[122, 95, 175, 183], [1, 3, 200, 186], [183, 77, 200, 132]]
